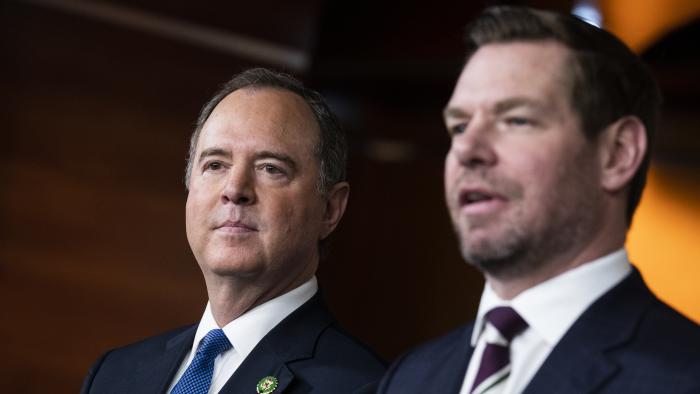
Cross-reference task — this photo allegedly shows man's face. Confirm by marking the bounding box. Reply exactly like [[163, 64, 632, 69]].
[[186, 87, 327, 285], [443, 41, 603, 277]]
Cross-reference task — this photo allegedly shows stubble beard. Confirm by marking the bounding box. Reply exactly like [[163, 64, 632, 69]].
[[455, 212, 530, 279], [453, 155, 601, 281], [456, 198, 596, 281]]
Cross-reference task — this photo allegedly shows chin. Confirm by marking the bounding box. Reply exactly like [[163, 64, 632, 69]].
[[460, 231, 526, 268], [200, 251, 265, 278]]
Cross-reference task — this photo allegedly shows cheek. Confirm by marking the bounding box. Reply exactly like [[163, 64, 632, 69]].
[[444, 153, 459, 196], [509, 152, 562, 204], [282, 205, 297, 234], [184, 195, 201, 245], [261, 191, 318, 235], [292, 198, 326, 240], [185, 190, 213, 237], [185, 193, 201, 222], [515, 148, 587, 207]]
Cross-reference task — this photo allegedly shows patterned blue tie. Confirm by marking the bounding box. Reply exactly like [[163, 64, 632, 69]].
[[171, 329, 232, 394]]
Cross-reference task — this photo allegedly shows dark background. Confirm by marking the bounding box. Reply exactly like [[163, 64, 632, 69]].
[[2, 0, 699, 392]]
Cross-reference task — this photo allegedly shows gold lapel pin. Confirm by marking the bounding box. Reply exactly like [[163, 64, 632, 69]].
[[256, 376, 279, 394]]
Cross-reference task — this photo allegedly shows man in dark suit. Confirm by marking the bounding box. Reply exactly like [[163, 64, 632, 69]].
[[81, 68, 385, 394], [379, 6, 700, 394]]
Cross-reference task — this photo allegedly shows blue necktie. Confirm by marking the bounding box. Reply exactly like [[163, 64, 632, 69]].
[[171, 329, 232, 394]]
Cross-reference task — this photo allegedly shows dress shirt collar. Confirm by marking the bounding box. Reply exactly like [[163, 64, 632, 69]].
[[471, 249, 631, 346], [192, 276, 318, 361]]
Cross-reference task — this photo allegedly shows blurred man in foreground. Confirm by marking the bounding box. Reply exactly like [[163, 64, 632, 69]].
[[379, 6, 700, 394], [82, 68, 385, 394]]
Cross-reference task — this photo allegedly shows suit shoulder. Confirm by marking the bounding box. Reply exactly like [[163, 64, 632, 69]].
[[104, 324, 195, 358], [597, 298, 700, 391], [81, 325, 195, 394], [638, 297, 700, 355], [377, 323, 473, 394], [594, 269, 700, 362], [86, 326, 193, 378], [310, 322, 387, 372], [398, 323, 473, 367], [648, 297, 700, 332], [285, 322, 386, 393]]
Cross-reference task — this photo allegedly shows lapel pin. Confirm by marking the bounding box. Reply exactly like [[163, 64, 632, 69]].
[[256, 376, 279, 394]]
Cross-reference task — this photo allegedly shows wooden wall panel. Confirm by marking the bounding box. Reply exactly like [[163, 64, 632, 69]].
[[7, 1, 697, 393]]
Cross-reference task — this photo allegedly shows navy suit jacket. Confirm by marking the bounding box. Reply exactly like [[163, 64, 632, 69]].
[[81, 294, 386, 394], [379, 269, 700, 394]]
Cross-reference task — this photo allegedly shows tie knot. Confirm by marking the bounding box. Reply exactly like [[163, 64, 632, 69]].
[[197, 329, 232, 359], [485, 306, 527, 341]]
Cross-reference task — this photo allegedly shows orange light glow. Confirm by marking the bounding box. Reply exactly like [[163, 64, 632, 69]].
[[603, 0, 700, 323], [601, 0, 700, 52], [627, 166, 700, 323]]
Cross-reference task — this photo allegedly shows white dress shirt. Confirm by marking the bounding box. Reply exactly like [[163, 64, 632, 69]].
[[167, 276, 318, 394], [459, 249, 632, 394]]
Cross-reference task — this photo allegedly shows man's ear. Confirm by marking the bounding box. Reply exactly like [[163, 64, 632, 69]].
[[598, 116, 648, 193], [319, 182, 350, 240]]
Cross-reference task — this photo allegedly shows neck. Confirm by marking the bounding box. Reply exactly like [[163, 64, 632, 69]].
[[204, 260, 317, 327]]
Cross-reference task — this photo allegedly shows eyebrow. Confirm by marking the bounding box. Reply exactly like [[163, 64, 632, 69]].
[[443, 106, 468, 120], [197, 147, 297, 171], [493, 97, 546, 114], [443, 97, 547, 119], [252, 150, 297, 171], [197, 147, 231, 164]]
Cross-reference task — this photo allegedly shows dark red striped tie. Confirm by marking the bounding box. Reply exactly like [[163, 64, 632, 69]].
[[471, 307, 528, 394]]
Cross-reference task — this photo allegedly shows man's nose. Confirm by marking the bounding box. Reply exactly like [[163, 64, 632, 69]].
[[450, 119, 497, 168], [221, 166, 256, 205]]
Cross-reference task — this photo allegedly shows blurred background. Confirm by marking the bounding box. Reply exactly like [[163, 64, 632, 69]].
[[2, 0, 699, 392]]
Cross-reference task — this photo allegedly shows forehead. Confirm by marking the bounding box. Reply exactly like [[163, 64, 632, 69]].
[[198, 87, 320, 154], [448, 40, 573, 110]]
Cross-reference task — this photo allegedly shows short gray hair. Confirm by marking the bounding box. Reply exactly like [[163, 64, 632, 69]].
[[184, 68, 347, 194]]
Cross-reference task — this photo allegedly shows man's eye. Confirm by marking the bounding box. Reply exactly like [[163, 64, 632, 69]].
[[259, 164, 284, 175], [505, 117, 532, 127], [449, 123, 467, 136], [205, 161, 223, 171]]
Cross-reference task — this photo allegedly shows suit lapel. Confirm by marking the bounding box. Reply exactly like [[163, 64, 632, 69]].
[[124, 326, 195, 394], [400, 324, 475, 394], [219, 293, 335, 394], [439, 326, 475, 394], [523, 269, 653, 394]]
